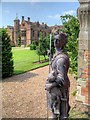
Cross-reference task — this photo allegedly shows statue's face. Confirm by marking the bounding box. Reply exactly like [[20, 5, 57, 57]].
[[54, 35, 60, 49], [54, 32, 68, 50]]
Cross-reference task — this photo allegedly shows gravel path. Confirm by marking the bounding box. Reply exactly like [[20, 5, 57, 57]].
[[2, 66, 76, 118]]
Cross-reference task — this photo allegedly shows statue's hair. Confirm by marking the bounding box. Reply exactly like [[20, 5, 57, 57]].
[[54, 31, 68, 48], [59, 31, 68, 46], [54, 30, 59, 35]]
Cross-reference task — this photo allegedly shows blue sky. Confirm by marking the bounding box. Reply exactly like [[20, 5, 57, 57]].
[[1, 2, 79, 27]]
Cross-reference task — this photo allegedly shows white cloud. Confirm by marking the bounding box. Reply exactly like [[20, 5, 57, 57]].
[[62, 10, 76, 15], [48, 10, 76, 20], [48, 14, 61, 19], [29, 2, 37, 4]]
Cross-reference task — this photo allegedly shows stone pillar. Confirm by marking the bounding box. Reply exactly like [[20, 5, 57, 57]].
[[76, 0, 90, 113]]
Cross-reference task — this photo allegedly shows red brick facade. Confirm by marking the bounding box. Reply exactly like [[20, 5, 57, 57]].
[[81, 51, 90, 105], [7, 16, 63, 47]]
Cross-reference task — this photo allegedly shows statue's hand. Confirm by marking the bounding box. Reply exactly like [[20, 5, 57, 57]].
[[48, 71, 56, 82], [45, 82, 57, 91], [45, 83, 53, 91]]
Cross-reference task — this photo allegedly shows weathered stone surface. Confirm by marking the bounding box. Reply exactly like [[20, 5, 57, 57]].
[[77, 0, 90, 109], [78, 79, 87, 87], [78, 0, 90, 3], [78, 1, 90, 31]]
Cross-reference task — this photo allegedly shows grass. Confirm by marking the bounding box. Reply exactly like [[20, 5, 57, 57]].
[[69, 108, 90, 119], [12, 47, 49, 75]]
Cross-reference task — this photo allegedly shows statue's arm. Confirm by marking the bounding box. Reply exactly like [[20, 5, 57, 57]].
[[56, 58, 66, 86], [45, 58, 67, 91], [45, 71, 57, 91]]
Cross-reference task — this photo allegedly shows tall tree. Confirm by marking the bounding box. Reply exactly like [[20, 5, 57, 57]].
[[17, 32, 21, 47], [36, 32, 47, 62], [0, 29, 2, 79], [1, 28, 14, 78], [60, 14, 80, 75], [36, 32, 55, 62]]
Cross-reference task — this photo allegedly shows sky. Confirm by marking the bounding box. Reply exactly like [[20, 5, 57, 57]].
[[0, 2, 80, 27]]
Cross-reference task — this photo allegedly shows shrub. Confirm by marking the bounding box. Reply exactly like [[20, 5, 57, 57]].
[[1, 28, 14, 78], [30, 41, 36, 50]]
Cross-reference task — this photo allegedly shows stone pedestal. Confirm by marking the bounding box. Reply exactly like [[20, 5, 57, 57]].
[[76, 0, 90, 114]]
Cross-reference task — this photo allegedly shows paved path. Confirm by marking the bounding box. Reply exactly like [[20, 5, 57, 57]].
[[2, 66, 76, 118]]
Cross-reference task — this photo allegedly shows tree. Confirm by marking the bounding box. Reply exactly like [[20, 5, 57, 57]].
[[1, 28, 14, 78], [60, 14, 80, 75], [30, 41, 37, 50], [36, 32, 47, 62], [17, 32, 21, 47], [36, 32, 55, 63], [0, 29, 2, 79]]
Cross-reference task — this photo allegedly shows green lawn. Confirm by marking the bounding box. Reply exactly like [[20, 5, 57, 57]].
[[12, 47, 49, 75], [69, 108, 89, 119]]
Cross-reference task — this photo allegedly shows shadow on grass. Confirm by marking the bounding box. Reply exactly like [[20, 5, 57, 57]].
[[2, 71, 38, 83], [2, 63, 49, 82]]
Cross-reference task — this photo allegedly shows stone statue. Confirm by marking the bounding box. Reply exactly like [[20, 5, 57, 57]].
[[45, 31, 70, 120]]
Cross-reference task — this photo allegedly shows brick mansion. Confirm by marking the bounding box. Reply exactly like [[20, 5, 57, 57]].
[[7, 16, 63, 47]]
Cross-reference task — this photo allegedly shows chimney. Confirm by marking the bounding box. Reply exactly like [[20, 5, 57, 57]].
[[37, 21, 39, 26], [28, 17, 30, 22], [42, 22, 44, 25], [22, 16, 24, 22]]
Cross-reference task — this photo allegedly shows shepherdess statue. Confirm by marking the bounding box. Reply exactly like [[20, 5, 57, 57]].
[[45, 31, 70, 120]]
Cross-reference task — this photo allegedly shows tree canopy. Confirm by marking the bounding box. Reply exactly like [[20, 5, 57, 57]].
[[60, 14, 80, 75], [36, 32, 55, 62]]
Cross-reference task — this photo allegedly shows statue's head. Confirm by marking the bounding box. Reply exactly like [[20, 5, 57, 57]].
[[54, 31, 68, 49]]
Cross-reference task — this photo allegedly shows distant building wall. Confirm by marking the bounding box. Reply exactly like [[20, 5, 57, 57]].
[[7, 16, 63, 47]]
